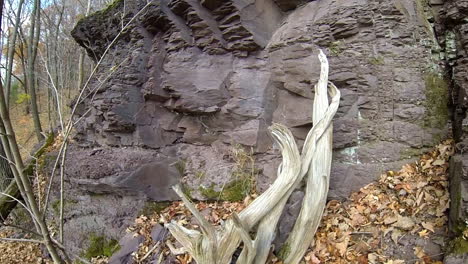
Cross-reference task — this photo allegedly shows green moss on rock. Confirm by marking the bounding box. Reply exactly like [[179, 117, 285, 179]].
[[75, 0, 124, 27], [199, 179, 250, 202], [327, 41, 343, 55], [278, 243, 291, 260], [181, 183, 193, 200], [199, 184, 220, 200], [90, 0, 124, 17], [448, 236, 468, 255], [83, 233, 120, 259], [221, 179, 250, 201], [369, 56, 384, 65]]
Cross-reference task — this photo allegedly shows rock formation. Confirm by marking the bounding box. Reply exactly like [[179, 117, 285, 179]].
[[58, 0, 457, 258], [434, 0, 468, 261]]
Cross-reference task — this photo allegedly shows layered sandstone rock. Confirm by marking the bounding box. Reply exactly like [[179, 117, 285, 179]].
[[63, 0, 450, 256], [71, 0, 447, 199]]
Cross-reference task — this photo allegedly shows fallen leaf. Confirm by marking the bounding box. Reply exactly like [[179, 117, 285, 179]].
[[421, 222, 435, 232], [414, 246, 425, 259], [418, 229, 429, 237], [393, 216, 415, 231]]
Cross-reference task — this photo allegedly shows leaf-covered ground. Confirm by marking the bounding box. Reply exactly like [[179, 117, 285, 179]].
[[0, 140, 457, 263], [126, 140, 456, 264], [0, 228, 50, 264]]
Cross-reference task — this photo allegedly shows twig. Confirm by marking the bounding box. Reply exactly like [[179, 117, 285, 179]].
[[0, 237, 43, 243], [350, 232, 373, 236], [140, 241, 161, 262], [59, 141, 67, 243]]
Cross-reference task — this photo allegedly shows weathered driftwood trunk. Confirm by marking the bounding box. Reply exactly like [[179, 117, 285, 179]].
[[282, 50, 334, 263], [165, 50, 341, 264]]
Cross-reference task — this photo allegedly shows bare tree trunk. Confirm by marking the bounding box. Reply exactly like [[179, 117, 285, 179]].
[[3, 0, 25, 107], [26, 0, 44, 141]]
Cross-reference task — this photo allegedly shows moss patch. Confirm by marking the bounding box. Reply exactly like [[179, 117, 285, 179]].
[[221, 179, 250, 201], [327, 41, 343, 55], [90, 0, 124, 18], [181, 183, 193, 200], [448, 236, 468, 255], [277, 242, 291, 260], [199, 184, 220, 200], [424, 73, 449, 129], [369, 56, 384, 65], [83, 233, 120, 259], [199, 179, 251, 202]]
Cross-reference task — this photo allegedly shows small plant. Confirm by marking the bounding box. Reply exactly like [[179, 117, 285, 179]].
[[195, 171, 206, 179], [173, 159, 186, 176], [83, 233, 120, 259], [328, 41, 343, 55], [230, 144, 258, 195], [369, 56, 384, 65]]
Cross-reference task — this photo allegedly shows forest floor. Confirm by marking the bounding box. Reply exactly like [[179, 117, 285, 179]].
[[0, 228, 49, 264], [123, 140, 456, 264], [0, 140, 457, 263], [9, 91, 73, 159], [9, 103, 50, 159]]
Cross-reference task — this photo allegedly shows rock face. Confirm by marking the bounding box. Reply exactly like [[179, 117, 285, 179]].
[[65, 0, 452, 258], [434, 0, 468, 260]]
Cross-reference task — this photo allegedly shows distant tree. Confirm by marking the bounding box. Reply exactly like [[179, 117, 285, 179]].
[[25, 0, 44, 141]]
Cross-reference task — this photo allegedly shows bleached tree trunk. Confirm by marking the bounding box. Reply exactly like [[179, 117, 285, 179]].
[[282, 50, 334, 263], [166, 50, 341, 264]]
